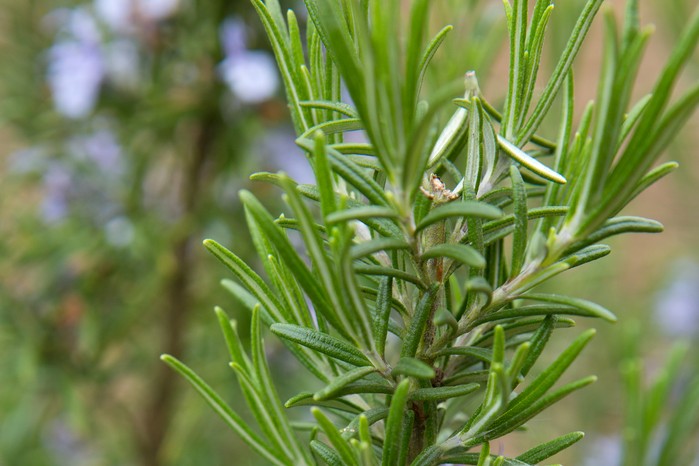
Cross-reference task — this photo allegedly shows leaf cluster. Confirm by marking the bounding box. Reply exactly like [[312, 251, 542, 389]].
[[164, 0, 699, 465]]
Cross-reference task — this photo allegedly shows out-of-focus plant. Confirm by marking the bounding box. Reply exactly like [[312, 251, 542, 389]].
[[0, 0, 291, 464], [619, 330, 699, 466], [164, 0, 699, 464]]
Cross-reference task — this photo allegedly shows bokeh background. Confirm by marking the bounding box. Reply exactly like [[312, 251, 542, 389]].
[[0, 0, 696, 464]]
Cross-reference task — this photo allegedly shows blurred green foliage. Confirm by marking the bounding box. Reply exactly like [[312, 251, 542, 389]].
[[0, 0, 301, 464]]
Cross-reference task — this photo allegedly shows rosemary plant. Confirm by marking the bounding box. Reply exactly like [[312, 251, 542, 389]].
[[163, 0, 699, 464]]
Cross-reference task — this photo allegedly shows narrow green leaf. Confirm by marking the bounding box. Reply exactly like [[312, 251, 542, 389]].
[[617, 93, 652, 150], [440, 453, 531, 466], [297, 184, 402, 237], [326, 206, 399, 224], [520, 4, 555, 128], [477, 443, 491, 466], [497, 135, 566, 184], [501, 0, 528, 138], [401, 284, 441, 358], [410, 383, 480, 402], [427, 105, 469, 169], [264, 0, 288, 41], [509, 262, 570, 296], [492, 325, 506, 366], [313, 408, 359, 466], [333, 145, 377, 157], [311, 440, 343, 466], [396, 410, 415, 466], [327, 148, 391, 207], [539, 72, 574, 234], [252, 0, 309, 132], [443, 368, 491, 386], [507, 329, 595, 413], [215, 307, 251, 371], [473, 304, 610, 326], [301, 100, 359, 118], [628, 162, 678, 202], [435, 346, 493, 363], [473, 317, 575, 349], [516, 432, 584, 463], [519, 315, 554, 378], [422, 243, 486, 269], [416, 25, 453, 99], [351, 238, 412, 260], [328, 375, 390, 399], [204, 239, 286, 323], [241, 191, 347, 337], [355, 265, 425, 289], [522, 293, 617, 322], [313, 131, 338, 221], [434, 307, 458, 335], [339, 236, 380, 353], [300, 118, 364, 139], [559, 244, 612, 270], [280, 175, 368, 345], [483, 206, 568, 236], [465, 93, 484, 193], [409, 445, 443, 466], [287, 9, 305, 68], [461, 364, 507, 440], [483, 376, 596, 442], [416, 202, 502, 233], [315, 367, 379, 401], [271, 324, 371, 367], [510, 165, 528, 276], [161, 355, 288, 466], [340, 407, 390, 442], [382, 379, 411, 466], [285, 391, 363, 413], [357, 415, 373, 463], [251, 308, 315, 463], [297, 139, 391, 208], [404, 0, 430, 114], [580, 217, 664, 250], [230, 363, 299, 460], [518, 0, 605, 144], [374, 277, 393, 356], [465, 277, 494, 311], [392, 357, 436, 380]]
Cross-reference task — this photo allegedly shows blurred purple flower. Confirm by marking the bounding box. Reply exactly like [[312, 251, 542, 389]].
[[94, 0, 180, 34], [41, 164, 72, 223], [138, 0, 179, 22], [218, 18, 279, 104], [654, 259, 699, 337], [68, 128, 123, 173], [45, 418, 96, 465], [220, 18, 247, 57], [46, 9, 105, 119], [47, 41, 104, 119], [63, 7, 101, 42], [94, 0, 132, 33], [95, 0, 179, 33]]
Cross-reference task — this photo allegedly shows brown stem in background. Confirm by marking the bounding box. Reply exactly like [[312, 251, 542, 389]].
[[136, 112, 218, 466]]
